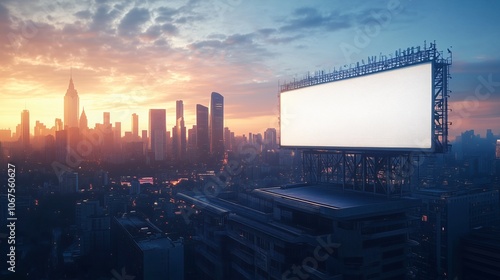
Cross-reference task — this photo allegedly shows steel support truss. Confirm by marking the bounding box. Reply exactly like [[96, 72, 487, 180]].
[[303, 150, 414, 197]]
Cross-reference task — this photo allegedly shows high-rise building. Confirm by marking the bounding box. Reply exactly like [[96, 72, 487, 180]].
[[79, 107, 88, 131], [111, 212, 184, 280], [55, 118, 63, 131], [64, 75, 79, 129], [132, 113, 139, 138], [75, 200, 110, 259], [172, 100, 187, 160], [149, 109, 167, 161], [209, 92, 224, 157], [196, 104, 209, 159], [103, 112, 110, 126], [187, 125, 197, 162], [264, 128, 277, 150], [21, 109, 30, 149], [412, 188, 500, 280]]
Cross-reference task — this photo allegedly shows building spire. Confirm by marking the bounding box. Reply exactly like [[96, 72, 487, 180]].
[[79, 106, 88, 130], [68, 67, 75, 91]]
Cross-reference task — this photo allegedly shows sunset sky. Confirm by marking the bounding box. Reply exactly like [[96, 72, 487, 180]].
[[0, 0, 499, 140]]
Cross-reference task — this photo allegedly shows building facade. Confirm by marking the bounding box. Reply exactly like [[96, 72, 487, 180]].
[[179, 183, 420, 280], [148, 109, 167, 161], [209, 92, 224, 158]]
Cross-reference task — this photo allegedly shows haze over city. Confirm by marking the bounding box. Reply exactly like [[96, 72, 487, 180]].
[[0, 0, 499, 138]]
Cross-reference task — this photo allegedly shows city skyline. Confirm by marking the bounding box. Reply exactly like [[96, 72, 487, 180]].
[[0, 1, 500, 138]]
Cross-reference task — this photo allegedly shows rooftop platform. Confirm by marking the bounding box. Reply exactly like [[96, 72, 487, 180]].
[[254, 184, 420, 219], [115, 213, 179, 251]]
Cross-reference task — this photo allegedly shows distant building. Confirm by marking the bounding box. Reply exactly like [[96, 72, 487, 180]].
[[55, 118, 63, 131], [79, 107, 88, 131], [187, 125, 197, 162], [112, 212, 184, 280], [132, 113, 139, 138], [60, 172, 78, 193], [64, 75, 79, 129], [0, 129, 11, 142], [20, 109, 30, 150], [496, 139, 500, 159], [114, 121, 121, 145], [55, 129, 68, 163], [130, 178, 141, 195], [149, 109, 167, 161], [179, 184, 419, 280], [173, 100, 187, 160], [224, 127, 233, 151], [196, 104, 209, 160], [264, 128, 277, 150], [103, 112, 110, 126], [412, 188, 500, 280], [209, 92, 224, 157]]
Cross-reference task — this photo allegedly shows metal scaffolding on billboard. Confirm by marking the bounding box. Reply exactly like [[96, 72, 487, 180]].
[[302, 150, 414, 196], [281, 41, 452, 196]]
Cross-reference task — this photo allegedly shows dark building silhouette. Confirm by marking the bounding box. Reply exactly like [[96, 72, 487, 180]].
[[209, 92, 224, 158], [461, 226, 500, 280], [64, 75, 79, 129], [149, 109, 167, 161], [412, 188, 500, 280], [196, 104, 209, 160], [111, 212, 184, 280], [75, 200, 110, 259]]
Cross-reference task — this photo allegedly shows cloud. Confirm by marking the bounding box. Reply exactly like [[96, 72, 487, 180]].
[[279, 7, 352, 33], [450, 60, 500, 101], [155, 6, 176, 22], [187, 32, 273, 65], [74, 10, 92, 20], [118, 7, 150, 36], [0, 4, 14, 64], [89, 4, 121, 32]]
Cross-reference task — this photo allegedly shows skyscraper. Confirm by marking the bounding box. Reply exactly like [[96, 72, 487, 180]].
[[149, 109, 167, 161], [173, 100, 186, 160], [196, 104, 209, 159], [55, 118, 63, 131], [132, 113, 139, 138], [79, 107, 88, 131], [21, 109, 29, 149], [264, 128, 277, 150], [103, 112, 110, 126], [209, 92, 224, 157], [64, 74, 79, 129]]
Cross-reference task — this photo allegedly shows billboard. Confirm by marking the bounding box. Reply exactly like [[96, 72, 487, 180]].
[[280, 62, 434, 151]]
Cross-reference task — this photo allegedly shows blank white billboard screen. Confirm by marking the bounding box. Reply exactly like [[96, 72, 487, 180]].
[[280, 62, 433, 150]]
